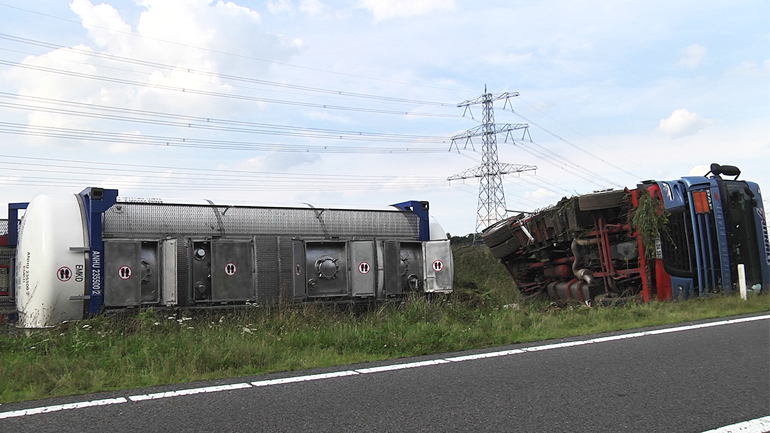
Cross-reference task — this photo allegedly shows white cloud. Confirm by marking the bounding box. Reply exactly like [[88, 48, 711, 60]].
[[727, 59, 770, 77], [677, 44, 706, 69], [218, 1, 261, 20], [657, 108, 713, 138], [10, 0, 299, 127], [523, 187, 558, 200], [299, 0, 325, 16], [70, 0, 133, 50], [267, 0, 293, 14], [357, 0, 456, 21]]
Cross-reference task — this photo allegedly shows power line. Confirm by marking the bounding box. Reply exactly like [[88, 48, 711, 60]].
[[517, 96, 642, 179], [0, 2, 475, 94], [0, 33, 457, 108], [521, 139, 622, 187], [507, 139, 613, 189], [0, 93, 451, 144], [504, 106, 640, 181], [510, 173, 573, 197], [0, 175, 449, 192], [0, 121, 451, 153], [0, 59, 463, 118], [0, 154, 454, 192], [0, 154, 449, 181]]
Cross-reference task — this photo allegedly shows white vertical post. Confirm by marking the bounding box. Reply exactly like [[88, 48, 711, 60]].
[[737, 264, 747, 300]]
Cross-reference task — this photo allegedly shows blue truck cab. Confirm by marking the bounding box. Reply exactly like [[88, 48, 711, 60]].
[[656, 164, 769, 299]]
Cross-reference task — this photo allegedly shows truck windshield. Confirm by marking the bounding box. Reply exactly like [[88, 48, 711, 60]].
[[721, 181, 763, 286]]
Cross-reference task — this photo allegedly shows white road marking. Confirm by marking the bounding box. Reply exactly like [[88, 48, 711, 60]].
[[445, 348, 526, 362], [252, 370, 359, 387], [702, 415, 770, 433], [1, 314, 767, 420], [128, 383, 253, 401], [355, 359, 449, 374], [0, 397, 127, 420]]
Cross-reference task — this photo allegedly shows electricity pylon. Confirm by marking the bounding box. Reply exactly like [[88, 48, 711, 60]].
[[448, 87, 537, 236]]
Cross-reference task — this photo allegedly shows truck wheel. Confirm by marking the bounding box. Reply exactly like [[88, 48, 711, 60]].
[[481, 219, 514, 247], [578, 190, 626, 211], [489, 238, 521, 259]]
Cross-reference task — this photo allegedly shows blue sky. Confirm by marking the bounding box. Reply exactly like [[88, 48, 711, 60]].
[[0, 0, 767, 235]]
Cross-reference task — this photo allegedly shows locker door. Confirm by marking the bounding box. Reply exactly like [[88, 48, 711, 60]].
[[305, 241, 348, 297], [211, 240, 254, 302], [423, 240, 453, 293], [350, 241, 376, 297], [383, 241, 402, 296], [105, 240, 160, 306]]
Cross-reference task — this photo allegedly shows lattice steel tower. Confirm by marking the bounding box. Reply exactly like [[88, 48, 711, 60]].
[[448, 87, 537, 235]]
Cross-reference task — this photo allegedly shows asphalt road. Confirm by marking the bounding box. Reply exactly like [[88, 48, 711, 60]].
[[1, 313, 768, 432]]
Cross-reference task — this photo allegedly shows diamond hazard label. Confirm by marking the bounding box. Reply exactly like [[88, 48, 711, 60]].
[[57, 267, 72, 282], [224, 262, 237, 276], [358, 262, 371, 274], [432, 260, 444, 272], [118, 266, 132, 280]]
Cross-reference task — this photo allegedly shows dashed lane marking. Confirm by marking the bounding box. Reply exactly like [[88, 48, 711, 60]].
[[252, 370, 359, 387], [128, 383, 252, 402], [0, 398, 127, 420]]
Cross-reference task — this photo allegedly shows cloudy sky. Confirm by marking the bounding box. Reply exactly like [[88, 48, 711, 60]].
[[0, 0, 767, 235]]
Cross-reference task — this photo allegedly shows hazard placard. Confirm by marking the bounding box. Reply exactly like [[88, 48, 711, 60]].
[[358, 262, 371, 274], [118, 265, 132, 280], [224, 262, 237, 276], [57, 267, 72, 282], [432, 260, 444, 272]]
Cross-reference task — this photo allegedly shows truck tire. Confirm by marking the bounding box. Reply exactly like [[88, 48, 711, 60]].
[[578, 190, 626, 211], [481, 219, 514, 247], [489, 237, 522, 259]]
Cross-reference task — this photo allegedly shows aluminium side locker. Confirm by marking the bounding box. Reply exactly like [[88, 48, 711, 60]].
[[349, 241, 376, 298], [383, 240, 402, 296], [304, 241, 348, 297], [104, 240, 161, 306], [210, 239, 255, 302], [383, 240, 425, 294], [399, 242, 424, 292], [423, 240, 453, 292]]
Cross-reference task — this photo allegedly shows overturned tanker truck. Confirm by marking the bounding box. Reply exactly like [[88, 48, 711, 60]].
[[2, 187, 453, 329], [482, 164, 769, 303]]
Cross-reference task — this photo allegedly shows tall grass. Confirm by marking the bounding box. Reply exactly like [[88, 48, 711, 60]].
[[0, 244, 767, 404]]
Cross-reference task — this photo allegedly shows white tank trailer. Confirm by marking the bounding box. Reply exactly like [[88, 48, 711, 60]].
[[3, 187, 453, 328]]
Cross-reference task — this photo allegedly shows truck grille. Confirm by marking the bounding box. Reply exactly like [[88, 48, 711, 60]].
[[691, 202, 721, 293]]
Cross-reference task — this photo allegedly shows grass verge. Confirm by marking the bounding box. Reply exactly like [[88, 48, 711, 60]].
[[1, 245, 768, 404]]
